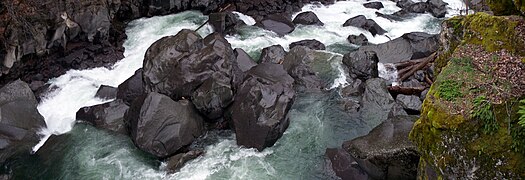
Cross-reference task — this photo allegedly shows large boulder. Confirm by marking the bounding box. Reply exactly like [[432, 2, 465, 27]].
[[289, 39, 326, 50], [76, 99, 129, 134], [343, 15, 386, 36], [231, 48, 257, 90], [142, 30, 234, 119], [359, 32, 439, 64], [292, 11, 324, 26], [363, 2, 384, 10], [124, 92, 204, 158], [343, 115, 419, 179], [342, 51, 379, 81], [428, 0, 448, 18], [209, 12, 246, 36], [230, 63, 295, 151], [259, 45, 287, 64], [0, 80, 46, 163], [359, 78, 395, 128], [94, 85, 117, 100], [282, 46, 324, 91], [116, 68, 144, 105], [325, 148, 369, 180], [255, 14, 295, 36], [347, 34, 369, 46]]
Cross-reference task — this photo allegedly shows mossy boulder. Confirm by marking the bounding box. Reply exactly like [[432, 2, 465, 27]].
[[410, 13, 525, 179]]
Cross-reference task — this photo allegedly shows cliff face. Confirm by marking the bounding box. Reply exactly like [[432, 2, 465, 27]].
[[409, 12, 525, 179]]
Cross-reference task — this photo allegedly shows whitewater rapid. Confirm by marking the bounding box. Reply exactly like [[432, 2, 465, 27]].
[[27, 0, 467, 179]]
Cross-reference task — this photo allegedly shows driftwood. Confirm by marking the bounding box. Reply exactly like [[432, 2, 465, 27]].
[[397, 53, 437, 82], [388, 86, 427, 95], [394, 58, 426, 70]]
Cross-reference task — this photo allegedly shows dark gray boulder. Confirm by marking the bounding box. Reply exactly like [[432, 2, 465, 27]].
[[406, 2, 429, 13], [359, 78, 395, 128], [343, 51, 379, 81], [363, 2, 384, 10], [347, 34, 369, 46], [289, 39, 326, 50], [359, 32, 439, 63], [282, 46, 324, 91], [325, 148, 369, 180], [342, 115, 419, 180], [343, 15, 386, 36], [255, 14, 295, 36], [116, 68, 144, 105], [0, 80, 46, 163], [95, 85, 117, 100], [231, 63, 295, 151], [191, 79, 233, 121], [428, 0, 448, 18], [124, 92, 204, 158], [209, 12, 246, 35], [292, 11, 324, 26], [76, 99, 129, 134], [259, 45, 287, 64], [341, 78, 364, 98], [232, 48, 257, 90], [396, 95, 422, 113]]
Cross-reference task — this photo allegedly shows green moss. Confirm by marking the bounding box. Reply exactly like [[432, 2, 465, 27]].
[[486, 0, 520, 15], [513, 0, 525, 15], [463, 13, 524, 54]]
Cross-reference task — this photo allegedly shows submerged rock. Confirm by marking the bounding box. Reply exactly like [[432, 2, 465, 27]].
[[76, 99, 129, 134], [116, 68, 144, 105], [255, 14, 295, 36], [124, 92, 204, 158], [259, 45, 287, 64], [343, 115, 419, 179], [289, 39, 326, 50], [230, 63, 295, 151], [0, 80, 46, 163], [292, 11, 324, 26], [343, 15, 386, 36]]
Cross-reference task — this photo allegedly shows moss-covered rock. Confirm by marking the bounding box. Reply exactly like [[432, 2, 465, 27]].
[[410, 13, 525, 179], [486, 0, 520, 15]]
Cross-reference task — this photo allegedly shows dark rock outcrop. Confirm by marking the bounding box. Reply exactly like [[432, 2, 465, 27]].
[[95, 85, 118, 100], [282, 46, 324, 91], [292, 11, 324, 26], [325, 148, 369, 180], [343, 15, 386, 36], [234, 0, 334, 21], [166, 150, 204, 173], [76, 99, 129, 134], [289, 39, 326, 50], [116, 69, 144, 105], [255, 14, 295, 36], [343, 51, 379, 81], [0, 80, 46, 163], [124, 92, 204, 158], [231, 48, 257, 90], [342, 115, 419, 179], [209, 12, 246, 36], [259, 45, 287, 64], [359, 32, 439, 64], [230, 63, 295, 151], [347, 34, 369, 46], [363, 2, 384, 10]]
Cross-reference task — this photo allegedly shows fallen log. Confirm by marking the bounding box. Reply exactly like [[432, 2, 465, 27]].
[[388, 86, 427, 95], [398, 53, 437, 82]]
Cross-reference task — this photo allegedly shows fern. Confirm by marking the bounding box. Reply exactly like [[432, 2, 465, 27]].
[[471, 96, 498, 134], [519, 99, 525, 127]]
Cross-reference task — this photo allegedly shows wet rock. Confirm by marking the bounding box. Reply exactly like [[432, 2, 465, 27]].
[[76, 99, 129, 134], [363, 2, 384, 10], [259, 45, 287, 64], [147, 0, 226, 16], [124, 92, 204, 158], [396, 95, 422, 113], [406, 2, 429, 13], [325, 148, 369, 180], [292, 11, 324, 26], [342, 115, 419, 180], [428, 0, 448, 18], [375, 10, 414, 22], [289, 39, 326, 50], [0, 80, 46, 163], [420, 88, 429, 101], [191, 78, 233, 121], [166, 150, 204, 173], [341, 79, 364, 97], [233, 0, 334, 21], [343, 15, 386, 36], [347, 34, 369, 46], [231, 63, 295, 151], [143, 30, 234, 103], [255, 14, 295, 36], [359, 78, 395, 128], [282, 46, 324, 91], [359, 32, 439, 63], [231, 48, 257, 90], [388, 102, 409, 118], [95, 85, 117, 100], [117, 69, 144, 105], [209, 12, 246, 36], [342, 51, 379, 81]]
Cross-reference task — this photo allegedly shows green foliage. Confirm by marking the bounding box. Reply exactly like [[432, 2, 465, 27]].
[[471, 96, 498, 134], [438, 80, 462, 101], [519, 99, 525, 127], [512, 126, 525, 153]]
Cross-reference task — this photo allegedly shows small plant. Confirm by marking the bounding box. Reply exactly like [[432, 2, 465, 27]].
[[512, 126, 525, 153], [438, 80, 462, 101], [518, 99, 525, 127], [471, 96, 498, 134]]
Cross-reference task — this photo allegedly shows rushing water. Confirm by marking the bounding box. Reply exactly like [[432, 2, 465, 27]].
[[6, 0, 466, 179]]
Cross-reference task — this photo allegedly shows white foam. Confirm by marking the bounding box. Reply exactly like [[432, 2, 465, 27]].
[[233, 11, 256, 26]]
